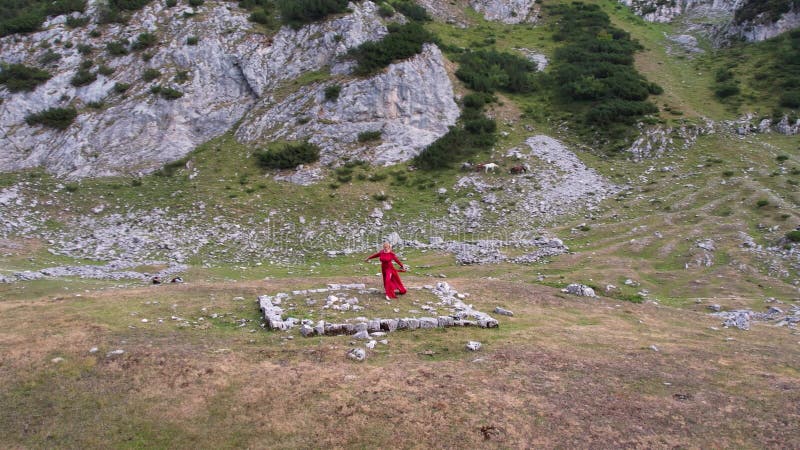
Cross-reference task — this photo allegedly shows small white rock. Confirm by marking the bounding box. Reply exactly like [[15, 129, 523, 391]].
[[466, 341, 482, 351], [347, 348, 366, 362]]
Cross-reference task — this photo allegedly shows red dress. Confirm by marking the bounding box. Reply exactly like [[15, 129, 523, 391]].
[[367, 250, 407, 298]]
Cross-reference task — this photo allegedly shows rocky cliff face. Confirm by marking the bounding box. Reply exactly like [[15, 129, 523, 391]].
[[618, 0, 798, 43], [469, 0, 540, 24], [718, 8, 800, 42], [236, 44, 459, 168], [1, 2, 257, 178], [0, 1, 453, 179], [619, 0, 742, 23]]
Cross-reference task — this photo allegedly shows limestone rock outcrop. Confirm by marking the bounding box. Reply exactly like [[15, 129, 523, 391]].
[[469, 0, 540, 24], [235, 44, 460, 167]]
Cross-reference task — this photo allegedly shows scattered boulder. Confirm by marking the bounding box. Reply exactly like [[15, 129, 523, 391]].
[[562, 284, 597, 297], [494, 307, 514, 316], [466, 341, 482, 351], [347, 348, 366, 362], [717, 310, 752, 330]]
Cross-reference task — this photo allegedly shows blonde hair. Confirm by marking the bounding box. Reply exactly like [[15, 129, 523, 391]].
[[382, 242, 392, 251]]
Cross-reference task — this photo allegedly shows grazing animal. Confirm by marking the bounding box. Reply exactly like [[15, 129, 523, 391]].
[[510, 164, 530, 174], [461, 162, 474, 171], [483, 163, 499, 173]]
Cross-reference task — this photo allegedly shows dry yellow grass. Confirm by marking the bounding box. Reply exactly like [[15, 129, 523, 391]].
[[1, 276, 798, 448]]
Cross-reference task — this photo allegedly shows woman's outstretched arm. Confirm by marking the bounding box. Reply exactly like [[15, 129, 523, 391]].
[[391, 253, 403, 266], [365, 252, 380, 261]]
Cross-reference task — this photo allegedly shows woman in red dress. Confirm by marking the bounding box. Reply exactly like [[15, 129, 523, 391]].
[[366, 242, 407, 300]]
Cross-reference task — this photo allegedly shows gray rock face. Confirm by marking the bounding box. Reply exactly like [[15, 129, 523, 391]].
[[1, 3, 257, 178], [619, 0, 742, 23], [470, 0, 540, 24], [0, 1, 395, 179], [718, 8, 800, 43], [236, 1, 387, 96], [620, 0, 798, 44], [236, 44, 459, 169]]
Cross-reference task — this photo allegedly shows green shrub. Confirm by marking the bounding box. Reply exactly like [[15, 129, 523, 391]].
[[378, 2, 395, 17], [779, 91, 800, 108], [1, 0, 86, 37], [106, 39, 129, 56], [113, 82, 130, 93], [89, 29, 101, 37], [545, 3, 658, 134], [38, 50, 61, 65], [65, 16, 90, 28], [142, 68, 160, 81], [456, 50, 537, 93], [165, 0, 177, 6], [87, 101, 104, 109], [174, 70, 190, 83], [156, 156, 190, 176], [324, 84, 341, 101], [715, 68, 734, 82], [257, 142, 320, 169], [151, 85, 183, 99], [776, 154, 790, 162], [372, 192, 388, 201], [0, 63, 52, 92], [109, 0, 152, 11], [357, 130, 382, 142], [349, 22, 437, 76], [277, 0, 348, 27], [249, 9, 271, 24], [188, 0, 203, 6], [79, 59, 94, 70], [131, 32, 158, 51], [714, 81, 740, 98], [186, 36, 199, 45], [389, 0, 430, 21], [368, 173, 387, 182], [25, 107, 78, 130], [787, 230, 800, 242], [71, 68, 96, 86], [97, 64, 114, 76], [756, 199, 769, 207], [97, 0, 152, 23], [76, 43, 93, 55], [64, 182, 80, 192]]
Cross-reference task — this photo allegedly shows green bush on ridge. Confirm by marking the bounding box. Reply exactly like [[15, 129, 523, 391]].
[[277, 0, 349, 28], [1, 0, 86, 37], [0, 63, 52, 92], [349, 22, 437, 76], [257, 142, 320, 169], [25, 107, 78, 130], [545, 2, 660, 134]]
